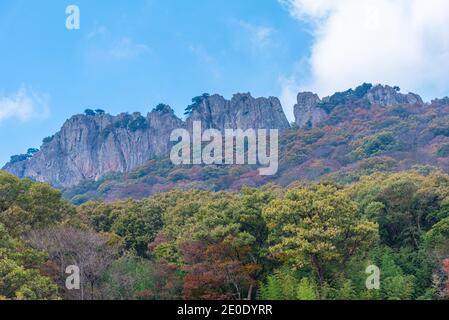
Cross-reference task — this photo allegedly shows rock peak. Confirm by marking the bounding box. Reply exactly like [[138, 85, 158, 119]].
[[365, 84, 423, 106], [294, 83, 424, 129], [152, 103, 175, 114], [294, 92, 325, 129], [186, 92, 290, 131], [3, 93, 291, 187]]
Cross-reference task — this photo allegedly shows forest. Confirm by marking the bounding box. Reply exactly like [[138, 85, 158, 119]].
[[1, 168, 448, 300]]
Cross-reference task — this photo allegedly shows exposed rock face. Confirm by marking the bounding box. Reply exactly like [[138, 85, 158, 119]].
[[431, 97, 449, 106], [3, 93, 291, 187], [186, 93, 290, 131], [365, 85, 423, 106], [294, 84, 424, 129], [147, 106, 185, 157], [4, 108, 183, 187], [294, 92, 326, 129], [4, 85, 425, 188]]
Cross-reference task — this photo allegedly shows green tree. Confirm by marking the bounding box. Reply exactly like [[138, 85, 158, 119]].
[[425, 216, 449, 255], [111, 200, 163, 256], [349, 171, 449, 248], [84, 109, 96, 116], [0, 224, 58, 300], [263, 184, 378, 288], [0, 172, 73, 237]]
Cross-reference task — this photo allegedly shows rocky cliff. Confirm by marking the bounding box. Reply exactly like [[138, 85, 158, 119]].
[[4, 107, 183, 187], [294, 84, 424, 128], [55, 82, 449, 204], [3, 84, 429, 191], [186, 93, 290, 131], [3, 93, 291, 187]]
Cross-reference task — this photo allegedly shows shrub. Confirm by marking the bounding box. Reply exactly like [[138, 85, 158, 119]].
[[153, 104, 172, 114], [114, 114, 132, 129], [9, 148, 41, 163], [388, 106, 412, 118], [318, 83, 373, 114], [436, 144, 449, 158], [27, 148, 39, 155], [129, 116, 148, 132], [84, 109, 96, 116], [42, 136, 54, 144], [184, 93, 210, 116], [354, 83, 373, 98], [9, 154, 31, 163], [353, 132, 396, 159]]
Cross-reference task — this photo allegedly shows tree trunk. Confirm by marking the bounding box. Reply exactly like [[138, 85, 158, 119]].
[[247, 284, 254, 300]]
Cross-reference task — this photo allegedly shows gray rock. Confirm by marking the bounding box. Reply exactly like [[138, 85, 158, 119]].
[[186, 93, 290, 131], [3, 93, 291, 187], [365, 85, 423, 106], [3, 109, 183, 187], [293, 84, 424, 129], [294, 92, 326, 128]]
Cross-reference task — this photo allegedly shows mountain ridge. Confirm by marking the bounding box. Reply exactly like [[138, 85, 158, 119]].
[[6, 83, 448, 203], [3, 92, 290, 187]]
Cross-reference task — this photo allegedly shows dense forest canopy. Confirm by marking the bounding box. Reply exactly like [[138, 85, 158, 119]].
[[1, 169, 448, 300]]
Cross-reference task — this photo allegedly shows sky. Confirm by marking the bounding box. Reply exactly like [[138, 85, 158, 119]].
[[1, 0, 449, 166]]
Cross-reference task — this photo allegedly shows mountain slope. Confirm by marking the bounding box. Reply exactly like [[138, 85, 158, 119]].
[[3, 93, 289, 188], [5, 83, 449, 203]]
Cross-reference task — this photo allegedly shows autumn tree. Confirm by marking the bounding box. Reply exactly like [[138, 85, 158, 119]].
[[0, 224, 58, 300], [181, 239, 259, 300], [443, 259, 449, 299], [27, 227, 119, 300], [100, 254, 183, 300]]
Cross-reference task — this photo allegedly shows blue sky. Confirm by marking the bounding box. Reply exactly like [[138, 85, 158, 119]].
[[0, 0, 312, 166], [2, 0, 449, 167]]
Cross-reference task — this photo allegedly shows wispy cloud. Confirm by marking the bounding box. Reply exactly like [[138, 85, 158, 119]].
[[86, 26, 150, 62], [189, 44, 222, 79], [107, 37, 151, 61], [279, 77, 300, 122], [0, 86, 50, 124], [278, 58, 310, 121], [236, 20, 274, 49]]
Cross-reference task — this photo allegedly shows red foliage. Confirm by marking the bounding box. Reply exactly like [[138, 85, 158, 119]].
[[180, 240, 260, 300], [444, 258, 449, 296], [443, 259, 449, 273], [135, 260, 183, 300]]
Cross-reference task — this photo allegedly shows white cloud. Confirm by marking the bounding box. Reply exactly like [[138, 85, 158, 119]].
[[189, 45, 222, 79], [279, 76, 300, 122], [0, 86, 50, 123], [280, 0, 339, 20], [87, 32, 150, 62], [278, 57, 311, 121], [236, 20, 274, 49], [280, 0, 449, 101]]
